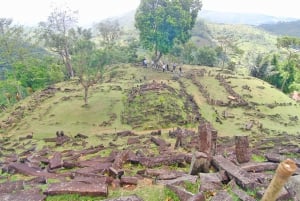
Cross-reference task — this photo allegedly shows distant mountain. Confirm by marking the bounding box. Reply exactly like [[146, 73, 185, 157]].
[[96, 10, 136, 30], [198, 10, 298, 26], [258, 20, 300, 37]]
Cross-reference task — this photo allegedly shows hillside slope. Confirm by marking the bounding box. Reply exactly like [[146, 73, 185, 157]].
[[1, 64, 299, 140], [205, 23, 278, 67], [259, 20, 300, 37]]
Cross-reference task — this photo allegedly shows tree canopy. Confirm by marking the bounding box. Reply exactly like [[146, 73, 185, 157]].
[[135, 0, 202, 63], [38, 7, 78, 78]]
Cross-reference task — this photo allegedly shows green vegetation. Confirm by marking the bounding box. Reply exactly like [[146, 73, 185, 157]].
[[183, 180, 200, 194], [135, 0, 202, 64], [251, 154, 266, 162], [163, 188, 180, 201], [259, 20, 300, 37], [1, 2, 300, 201]]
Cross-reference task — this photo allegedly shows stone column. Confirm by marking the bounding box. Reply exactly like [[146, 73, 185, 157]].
[[198, 122, 212, 154], [235, 136, 250, 163]]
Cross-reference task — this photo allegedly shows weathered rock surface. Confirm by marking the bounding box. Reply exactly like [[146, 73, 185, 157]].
[[103, 195, 144, 201], [210, 190, 233, 201], [240, 162, 278, 172], [0, 188, 46, 201], [44, 181, 108, 197], [199, 172, 223, 191], [212, 155, 257, 189], [285, 175, 300, 201]]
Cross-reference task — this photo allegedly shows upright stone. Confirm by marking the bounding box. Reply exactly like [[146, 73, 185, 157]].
[[191, 122, 214, 174], [211, 129, 218, 155], [235, 136, 250, 163], [198, 122, 212, 154]]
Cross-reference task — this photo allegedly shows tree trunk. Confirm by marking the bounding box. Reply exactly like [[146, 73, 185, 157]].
[[65, 53, 74, 78], [154, 52, 162, 67], [281, 76, 288, 92], [84, 86, 89, 106], [61, 49, 74, 78], [66, 61, 74, 78]]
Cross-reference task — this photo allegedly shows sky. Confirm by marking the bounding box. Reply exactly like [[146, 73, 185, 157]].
[[0, 0, 299, 26], [202, 0, 300, 18]]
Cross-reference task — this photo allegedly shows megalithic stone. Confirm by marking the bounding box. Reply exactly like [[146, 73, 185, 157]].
[[235, 136, 250, 163], [198, 122, 212, 155]]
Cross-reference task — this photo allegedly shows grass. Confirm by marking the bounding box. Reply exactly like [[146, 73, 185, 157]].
[[163, 188, 180, 201], [183, 180, 200, 194], [107, 181, 171, 201], [251, 154, 267, 162], [0, 173, 35, 183]]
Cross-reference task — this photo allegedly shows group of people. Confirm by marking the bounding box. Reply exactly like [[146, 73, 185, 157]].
[[142, 58, 182, 74]]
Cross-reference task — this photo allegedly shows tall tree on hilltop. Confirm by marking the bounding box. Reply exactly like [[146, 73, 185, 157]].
[[135, 0, 202, 64], [71, 27, 104, 106], [38, 7, 78, 78]]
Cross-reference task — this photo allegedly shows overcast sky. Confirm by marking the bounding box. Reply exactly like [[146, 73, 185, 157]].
[[0, 0, 299, 26]]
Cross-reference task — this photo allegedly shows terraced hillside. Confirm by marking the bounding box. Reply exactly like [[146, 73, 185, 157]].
[[1, 64, 299, 137], [0, 64, 299, 200]]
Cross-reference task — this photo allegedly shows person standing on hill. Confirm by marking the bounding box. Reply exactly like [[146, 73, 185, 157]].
[[142, 58, 148, 67], [172, 63, 176, 72], [162, 64, 166, 72]]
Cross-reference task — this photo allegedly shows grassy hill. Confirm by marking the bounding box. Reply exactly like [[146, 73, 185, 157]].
[[198, 10, 299, 25], [200, 22, 278, 68], [1, 64, 299, 139], [259, 20, 300, 37], [0, 64, 300, 200]]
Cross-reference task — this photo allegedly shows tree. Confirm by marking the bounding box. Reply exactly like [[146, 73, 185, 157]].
[[216, 35, 244, 70], [194, 47, 217, 67], [0, 18, 27, 100], [250, 54, 270, 79], [38, 7, 78, 78], [181, 41, 197, 64], [0, 18, 63, 106], [277, 36, 300, 92], [135, 0, 202, 64], [95, 19, 121, 47], [71, 28, 103, 106], [266, 54, 282, 89]]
